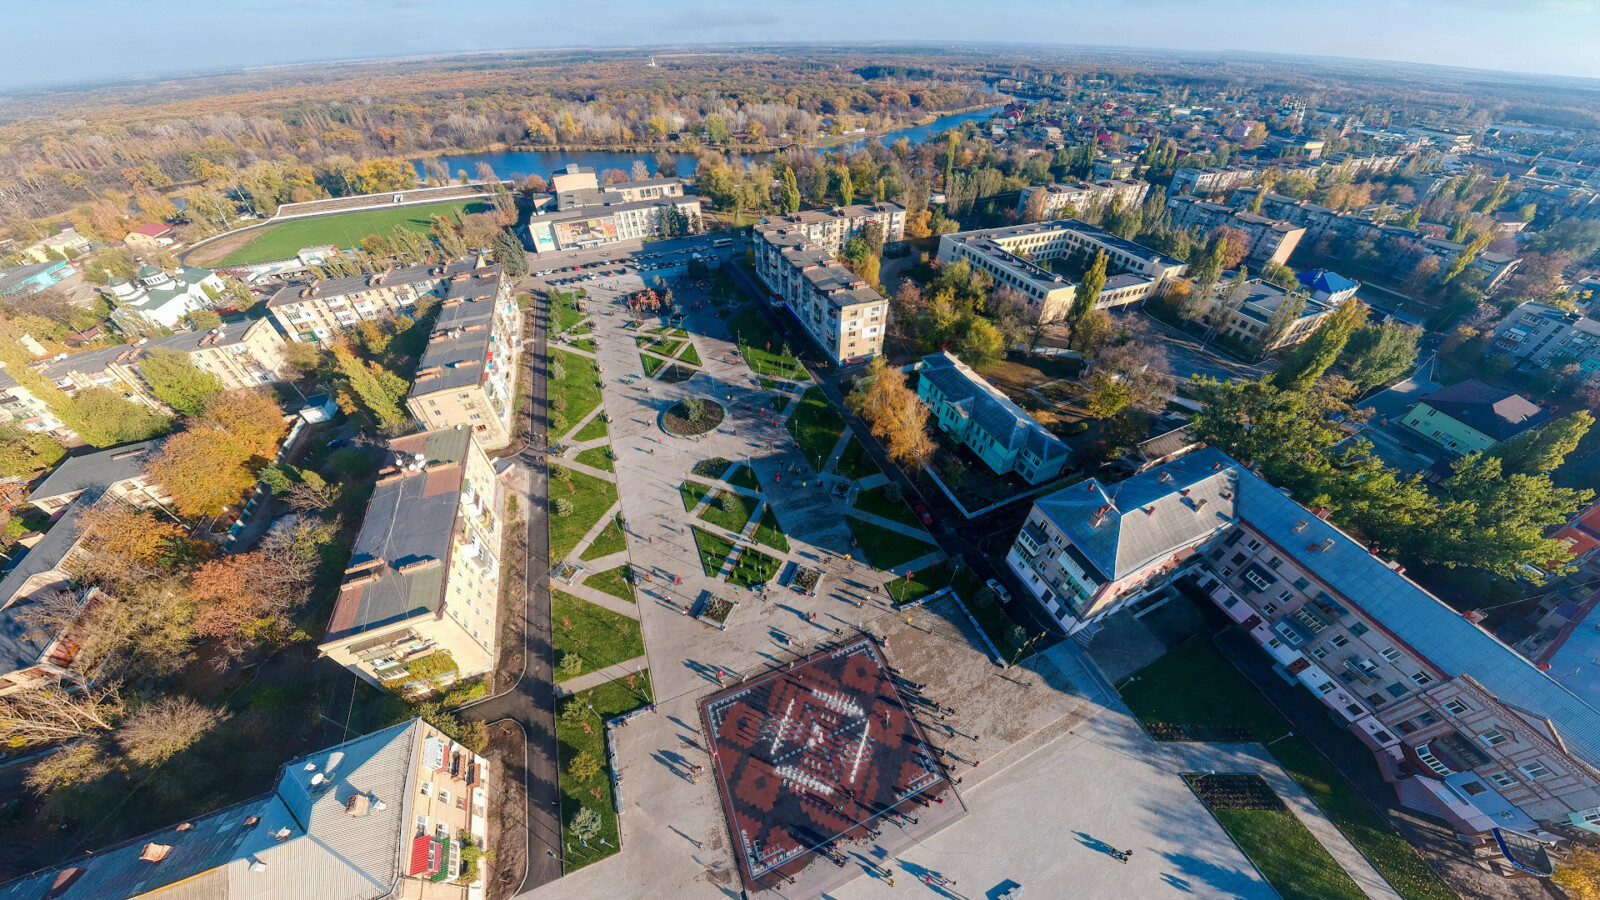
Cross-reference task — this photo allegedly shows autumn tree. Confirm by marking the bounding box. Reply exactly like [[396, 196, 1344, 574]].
[[1208, 226, 1250, 270], [0, 680, 123, 748], [332, 345, 410, 427], [1258, 289, 1308, 353], [117, 696, 224, 765], [846, 357, 935, 468], [1021, 189, 1049, 224], [139, 347, 223, 417], [1084, 341, 1172, 414], [0, 423, 65, 479], [1555, 846, 1600, 900], [147, 389, 287, 517], [956, 317, 1005, 367], [430, 215, 469, 259], [68, 503, 203, 586]]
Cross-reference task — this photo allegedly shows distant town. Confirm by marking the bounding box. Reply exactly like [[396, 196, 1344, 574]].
[[1, 40, 1600, 900]]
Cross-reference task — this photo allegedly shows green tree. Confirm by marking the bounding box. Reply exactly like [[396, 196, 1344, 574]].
[[67, 389, 171, 448], [1438, 233, 1492, 286], [492, 230, 529, 277], [331, 345, 409, 427], [1181, 237, 1229, 323], [139, 348, 224, 417], [1493, 411, 1594, 475], [1338, 322, 1420, 390], [1270, 301, 1368, 391], [1419, 454, 1592, 581], [779, 167, 801, 214], [0, 424, 66, 478], [430, 215, 469, 259], [835, 167, 855, 207], [1258, 289, 1308, 353], [568, 751, 602, 783], [1067, 250, 1107, 329], [955, 317, 1005, 367], [703, 114, 730, 144], [1083, 372, 1132, 419]]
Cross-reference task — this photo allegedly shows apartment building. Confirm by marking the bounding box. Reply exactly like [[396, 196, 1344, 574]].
[[34, 344, 162, 410], [1491, 301, 1600, 374], [1419, 236, 1521, 292], [1166, 196, 1306, 267], [1017, 179, 1149, 218], [145, 318, 290, 390], [521, 163, 704, 253], [0, 369, 68, 438], [406, 266, 521, 449], [267, 258, 483, 344], [916, 352, 1069, 485], [756, 203, 906, 257], [1005, 447, 1600, 855], [319, 428, 503, 694], [1400, 379, 1550, 456], [0, 718, 490, 899], [1170, 166, 1258, 196], [936, 219, 1187, 324], [1194, 278, 1340, 351], [751, 224, 888, 365], [27, 438, 172, 516]]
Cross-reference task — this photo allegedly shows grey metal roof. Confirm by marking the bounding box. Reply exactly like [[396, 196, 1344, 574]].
[[0, 488, 97, 608], [36, 343, 143, 381], [29, 439, 163, 503], [919, 352, 1069, 463], [409, 267, 506, 397], [0, 719, 421, 900], [1034, 447, 1238, 580], [323, 430, 470, 642], [265, 258, 480, 310], [0, 260, 66, 295], [146, 320, 264, 355]]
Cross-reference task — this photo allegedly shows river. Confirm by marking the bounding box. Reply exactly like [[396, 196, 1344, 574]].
[[411, 106, 1001, 182]]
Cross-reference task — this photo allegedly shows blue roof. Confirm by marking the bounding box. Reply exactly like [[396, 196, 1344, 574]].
[[1297, 268, 1359, 294]]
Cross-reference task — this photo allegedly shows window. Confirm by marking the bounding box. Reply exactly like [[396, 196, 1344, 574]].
[[1380, 647, 1403, 662], [1488, 771, 1517, 788], [1519, 761, 1553, 781], [1329, 634, 1350, 648], [1231, 552, 1247, 565], [1293, 577, 1311, 591], [1365, 693, 1386, 708], [1349, 622, 1369, 637], [420, 782, 432, 797], [1444, 699, 1471, 716], [1386, 683, 1409, 697], [1479, 729, 1508, 747], [1247, 539, 1263, 551], [1410, 672, 1434, 687], [439, 789, 450, 805], [1318, 682, 1335, 694], [1267, 557, 1283, 570], [415, 814, 429, 835], [1395, 720, 1418, 736], [1262, 603, 1279, 616], [1311, 646, 1328, 659], [1277, 589, 1294, 603], [1418, 711, 1441, 726]]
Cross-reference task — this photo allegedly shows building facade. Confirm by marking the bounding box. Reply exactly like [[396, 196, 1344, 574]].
[[936, 219, 1187, 324], [524, 163, 703, 254], [406, 267, 522, 449], [1491, 301, 1600, 374], [916, 352, 1069, 484], [145, 318, 291, 390], [1194, 278, 1340, 352], [1017, 180, 1149, 219], [268, 258, 483, 345], [757, 203, 906, 257], [1171, 166, 1258, 196], [0, 370, 69, 438], [1166, 196, 1306, 267], [320, 429, 503, 694], [0, 260, 71, 299], [751, 224, 888, 365], [1005, 447, 1600, 850], [1400, 379, 1550, 456]]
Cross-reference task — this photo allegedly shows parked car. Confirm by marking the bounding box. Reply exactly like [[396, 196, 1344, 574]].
[[984, 578, 1012, 604], [914, 504, 933, 525]]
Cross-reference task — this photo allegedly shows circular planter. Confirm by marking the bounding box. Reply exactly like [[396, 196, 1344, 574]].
[[662, 398, 726, 437]]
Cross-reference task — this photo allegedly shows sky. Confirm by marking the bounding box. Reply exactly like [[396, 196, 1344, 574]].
[[6, 0, 1600, 90]]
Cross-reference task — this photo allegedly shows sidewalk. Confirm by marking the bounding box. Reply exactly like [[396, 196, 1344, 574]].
[[555, 654, 649, 695]]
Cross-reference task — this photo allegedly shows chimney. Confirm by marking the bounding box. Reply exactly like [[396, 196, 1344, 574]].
[[1194, 498, 1208, 510], [139, 843, 173, 863], [1313, 507, 1332, 520]]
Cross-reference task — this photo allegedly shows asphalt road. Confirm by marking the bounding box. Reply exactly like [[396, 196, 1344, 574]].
[[461, 287, 562, 894]]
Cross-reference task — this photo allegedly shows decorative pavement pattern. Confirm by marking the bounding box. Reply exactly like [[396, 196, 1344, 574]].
[[700, 636, 955, 893]]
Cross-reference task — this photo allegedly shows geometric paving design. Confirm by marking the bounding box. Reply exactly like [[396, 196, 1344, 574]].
[[700, 636, 947, 890]]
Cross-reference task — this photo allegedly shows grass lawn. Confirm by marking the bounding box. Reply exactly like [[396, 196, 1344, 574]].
[[550, 469, 618, 561], [637, 335, 687, 357], [679, 344, 702, 367], [680, 480, 712, 512], [758, 377, 796, 391], [770, 395, 792, 416], [1121, 638, 1458, 900], [575, 447, 613, 473], [949, 567, 1030, 659], [569, 320, 594, 336], [572, 415, 609, 442], [698, 489, 759, 534], [787, 387, 847, 470], [585, 565, 636, 604], [641, 354, 666, 377], [1210, 808, 1366, 900], [557, 671, 654, 872], [834, 434, 881, 480], [212, 200, 492, 265], [844, 515, 935, 571], [580, 514, 627, 561], [692, 527, 736, 576], [552, 589, 645, 677], [852, 484, 926, 530], [886, 559, 956, 606], [727, 546, 782, 588], [752, 506, 790, 553], [727, 304, 807, 380], [550, 348, 602, 426], [552, 291, 586, 333], [727, 464, 761, 491], [569, 338, 596, 353]]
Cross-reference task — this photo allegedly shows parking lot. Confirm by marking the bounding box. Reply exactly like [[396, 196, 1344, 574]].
[[526, 234, 736, 288]]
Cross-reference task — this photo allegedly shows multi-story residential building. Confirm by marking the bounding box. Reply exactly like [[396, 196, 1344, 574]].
[[916, 352, 1069, 485], [0, 717, 490, 899], [1171, 166, 1258, 196], [1491, 301, 1600, 374], [319, 428, 503, 694], [406, 266, 521, 449], [267, 258, 483, 345], [756, 203, 906, 258], [1192, 278, 1340, 352], [1166, 196, 1306, 267], [1091, 155, 1136, 179], [0, 369, 69, 438], [27, 438, 172, 516], [105, 264, 224, 333], [751, 225, 888, 365], [34, 344, 163, 411], [0, 259, 71, 299], [1006, 447, 1600, 855], [1400, 379, 1550, 456], [936, 219, 1187, 324], [524, 163, 704, 253], [1017, 180, 1149, 219], [144, 318, 290, 390], [0, 585, 106, 698], [1419, 236, 1521, 292]]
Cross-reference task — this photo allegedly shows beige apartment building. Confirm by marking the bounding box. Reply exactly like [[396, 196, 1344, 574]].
[[267, 258, 484, 344], [759, 202, 906, 257], [752, 224, 888, 365], [145, 318, 289, 390], [407, 267, 521, 449], [27, 438, 172, 516], [1193, 278, 1340, 352], [0, 370, 69, 438], [35, 344, 163, 411], [320, 428, 503, 695], [1166, 195, 1306, 267], [1017, 179, 1149, 218]]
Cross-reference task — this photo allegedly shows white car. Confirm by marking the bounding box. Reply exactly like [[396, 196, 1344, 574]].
[[984, 578, 1012, 604]]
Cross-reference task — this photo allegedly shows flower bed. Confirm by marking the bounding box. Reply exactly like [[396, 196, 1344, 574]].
[[790, 565, 823, 595], [1183, 773, 1286, 811], [696, 593, 740, 629], [662, 398, 726, 437]]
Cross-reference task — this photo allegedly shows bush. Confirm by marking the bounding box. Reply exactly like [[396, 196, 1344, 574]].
[[568, 750, 602, 782], [558, 651, 584, 678], [554, 497, 575, 517], [550, 412, 568, 433], [551, 396, 567, 412], [719, 491, 739, 514], [884, 482, 903, 503], [550, 361, 567, 382], [550, 463, 570, 483]]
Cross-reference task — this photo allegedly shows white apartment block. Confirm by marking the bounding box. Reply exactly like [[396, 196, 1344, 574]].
[[406, 266, 522, 449], [758, 203, 906, 258], [1017, 179, 1149, 218], [752, 225, 888, 366], [1492, 301, 1600, 375], [1166, 196, 1306, 267], [267, 258, 485, 344]]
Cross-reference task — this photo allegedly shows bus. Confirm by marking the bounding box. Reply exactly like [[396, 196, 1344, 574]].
[[710, 236, 734, 249]]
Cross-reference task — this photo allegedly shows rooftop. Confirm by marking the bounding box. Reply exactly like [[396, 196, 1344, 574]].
[[1297, 268, 1360, 295], [0, 260, 68, 294], [322, 429, 472, 643], [409, 267, 507, 397], [145, 320, 263, 355], [1415, 378, 1550, 442], [265, 258, 480, 309], [919, 351, 1069, 465], [0, 488, 99, 610], [29, 439, 163, 503]]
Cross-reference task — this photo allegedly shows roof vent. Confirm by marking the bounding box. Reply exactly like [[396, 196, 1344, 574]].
[[1194, 498, 1208, 510], [274, 827, 292, 841], [245, 815, 260, 828], [250, 859, 268, 873], [1292, 520, 1308, 533], [345, 793, 371, 817], [175, 823, 193, 832], [139, 843, 172, 863], [1144, 506, 1156, 516]]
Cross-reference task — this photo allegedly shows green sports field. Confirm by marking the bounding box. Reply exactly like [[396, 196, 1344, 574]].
[[208, 200, 492, 266]]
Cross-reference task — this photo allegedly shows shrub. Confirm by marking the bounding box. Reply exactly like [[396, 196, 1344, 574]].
[[550, 412, 568, 433], [884, 482, 903, 503], [571, 806, 602, 841], [551, 396, 567, 412], [557, 651, 584, 678], [719, 491, 739, 514], [550, 361, 566, 381], [554, 497, 574, 517], [568, 750, 602, 782]]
